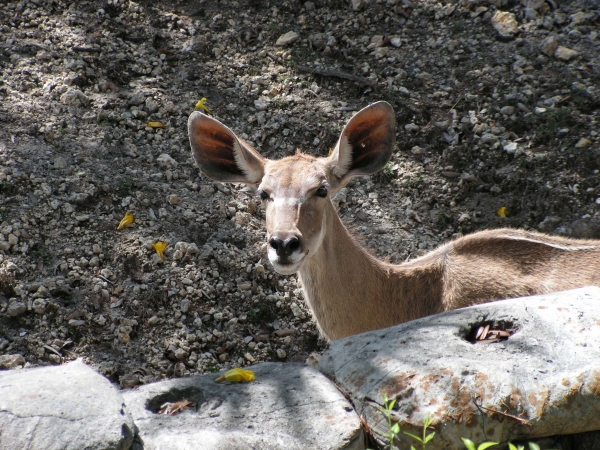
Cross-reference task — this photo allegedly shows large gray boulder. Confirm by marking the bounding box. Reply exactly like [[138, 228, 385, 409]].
[[0, 359, 134, 450], [123, 362, 363, 450], [318, 287, 600, 449]]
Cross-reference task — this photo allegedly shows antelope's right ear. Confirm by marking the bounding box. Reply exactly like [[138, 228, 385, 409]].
[[188, 112, 265, 184]]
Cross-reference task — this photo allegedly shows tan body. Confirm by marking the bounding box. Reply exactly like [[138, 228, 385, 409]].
[[189, 102, 600, 340]]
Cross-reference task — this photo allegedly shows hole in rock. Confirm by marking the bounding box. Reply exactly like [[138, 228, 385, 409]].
[[465, 319, 518, 344], [146, 387, 204, 414]]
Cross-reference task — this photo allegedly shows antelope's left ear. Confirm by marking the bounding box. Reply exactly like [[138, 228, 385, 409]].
[[327, 101, 396, 188]]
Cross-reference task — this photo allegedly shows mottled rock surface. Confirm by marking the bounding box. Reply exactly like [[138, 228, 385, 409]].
[[123, 362, 363, 450], [319, 288, 600, 449], [0, 359, 134, 450]]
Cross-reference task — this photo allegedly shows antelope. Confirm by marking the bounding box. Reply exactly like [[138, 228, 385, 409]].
[[188, 101, 600, 340]]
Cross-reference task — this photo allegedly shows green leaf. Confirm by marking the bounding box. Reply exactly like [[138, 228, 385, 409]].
[[423, 414, 434, 428], [528, 444, 541, 450], [478, 443, 499, 450], [411, 447, 417, 450], [404, 432, 422, 442], [425, 432, 436, 443], [461, 438, 476, 450], [390, 423, 400, 434]]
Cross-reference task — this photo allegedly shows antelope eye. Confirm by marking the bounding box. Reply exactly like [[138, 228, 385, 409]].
[[257, 189, 270, 201], [315, 186, 328, 198]]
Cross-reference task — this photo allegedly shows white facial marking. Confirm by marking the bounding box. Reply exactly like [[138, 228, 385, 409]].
[[272, 197, 305, 207]]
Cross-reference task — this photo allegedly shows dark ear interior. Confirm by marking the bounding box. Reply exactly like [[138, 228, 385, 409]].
[[329, 102, 396, 186], [188, 112, 265, 183]]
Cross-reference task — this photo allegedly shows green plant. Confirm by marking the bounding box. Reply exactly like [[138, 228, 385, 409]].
[[380, 394, 401, 450], [405, 414, 435, 450], [205, 364, 219, 373], [461, 438, 498, 450], [508, 443, 540, 450]]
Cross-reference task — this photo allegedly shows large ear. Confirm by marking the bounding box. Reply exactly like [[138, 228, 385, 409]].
[[188, 112, 266, 184], [328, 101, 395, 188]]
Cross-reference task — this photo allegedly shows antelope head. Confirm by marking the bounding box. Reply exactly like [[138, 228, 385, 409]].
[[188, 102, 396, 275]]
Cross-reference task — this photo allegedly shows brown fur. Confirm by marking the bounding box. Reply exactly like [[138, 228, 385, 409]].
[[188, 103, 600, 340]]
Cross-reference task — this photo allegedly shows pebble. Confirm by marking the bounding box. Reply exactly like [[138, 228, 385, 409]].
[[575, 138, 592, 148], [555, 46, 578, 61], [0, 354, 26, 369], [60, 88, 89, 106], [275, 31, 299, 46], [491, 11, 519, 38], [539, 35, 558, 57], [7, 302, 27, 317]]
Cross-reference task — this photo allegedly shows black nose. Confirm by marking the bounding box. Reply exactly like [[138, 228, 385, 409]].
[[269, 236, 301, 258]]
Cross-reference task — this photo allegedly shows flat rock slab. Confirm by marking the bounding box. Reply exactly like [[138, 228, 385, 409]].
[[123, 362, 363, 450], [0, 359, 134, 450], [318, 287, 600, 449]]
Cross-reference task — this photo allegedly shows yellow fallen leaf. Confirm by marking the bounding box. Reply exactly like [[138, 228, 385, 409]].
[[194, 97, 212, 115], [496, 207, 508, 218], [152, 241, 168, 261], [147, 121, 167, 128], [117, 211, 134, 230], [215, 368, 255, 383]]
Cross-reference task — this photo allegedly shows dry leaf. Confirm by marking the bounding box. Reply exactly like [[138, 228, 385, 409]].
[[158, 398, 195, 415], [147, 121, 167, 128], [194, 97, 212, 115], [152, 241, 168, 261], [496, 206, 508, 217], [215, 367, 255, 383], [117, 211, 134, 230]]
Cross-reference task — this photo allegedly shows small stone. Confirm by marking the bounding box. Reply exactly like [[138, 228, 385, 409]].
[[570, 11, 586, 26], [503, 142, 518, 154], [390, 37, 402, 48], [0, 354, 26, 369], [405, 123, 420, 132], [575, 138, 592, 148], [254, 99, 270, 111], [68, 319, 86, 326], [60, 88, 89, 106], [500, 106, 515, 115], [372, 47, 389, 59], [0, 241, 10, 251], [411, 146, 424, 155], [7, 301, 27, 317], [244, 352, 256, 362], [174, 348, 189, 360], [156, 153, 178, 168], [535, 107, 547, 114], [491, 11, 519, 38], [275, 31, 299, 46], [180, 299, 191, 313], [276, 348, 287, 359], [7, 234, 18, 245], [480, 133, 498, 145], [148, 316, 160, 326], [539, 35, 558, 57], [555, 46, 578, 61], [32, 298, 47, 314], [351, 0, 367, 11], [167, 194, 181, 205]]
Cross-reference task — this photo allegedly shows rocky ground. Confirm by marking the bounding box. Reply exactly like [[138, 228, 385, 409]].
[[0, 0, 598, 388]]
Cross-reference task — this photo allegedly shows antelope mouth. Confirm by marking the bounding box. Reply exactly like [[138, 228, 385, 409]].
[[268, 253, 306, 275]]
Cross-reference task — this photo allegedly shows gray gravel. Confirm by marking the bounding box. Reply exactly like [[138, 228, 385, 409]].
[[0, 0, 598, 386]]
